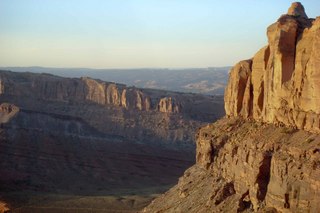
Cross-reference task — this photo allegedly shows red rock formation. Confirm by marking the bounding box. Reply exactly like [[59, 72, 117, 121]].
[[0, 71, 182, 114], [0, 103, 19, 124], [225, 2, 320, 133], [144, 118, 320, 213], [144, 3, 320, 213], [158, 97, 180, 113]]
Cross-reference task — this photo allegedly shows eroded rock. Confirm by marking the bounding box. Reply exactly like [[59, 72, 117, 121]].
[[225, 2, 320, 133], [144, 118, 320, 212], [144, 3, 320, 213]]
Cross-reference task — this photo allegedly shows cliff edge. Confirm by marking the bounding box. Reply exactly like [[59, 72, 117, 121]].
[[225, 2, 320, 133], [143, 3, 320, 212]]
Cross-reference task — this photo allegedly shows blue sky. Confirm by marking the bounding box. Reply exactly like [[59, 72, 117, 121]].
[[0, 0, 319, 68]]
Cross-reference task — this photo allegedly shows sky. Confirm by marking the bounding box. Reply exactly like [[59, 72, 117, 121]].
[[0, 0, 319, 69]]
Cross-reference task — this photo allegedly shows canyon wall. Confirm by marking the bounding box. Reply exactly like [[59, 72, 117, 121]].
[[225, 2, 320, 133], [144, 118, 320, 213], [144, 3, 320, 213], [0, 70, 225, 211], [0, 70, 224, 145], [0, 71, 180, 113]]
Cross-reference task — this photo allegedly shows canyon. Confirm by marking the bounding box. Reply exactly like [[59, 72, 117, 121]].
[[0, 70, 224, 212], [144, 2, 320, 213]]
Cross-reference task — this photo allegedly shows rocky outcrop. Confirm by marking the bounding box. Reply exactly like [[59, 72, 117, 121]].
[[0, 103, 19, 124], [225, 2, 320, 133], [120, 88, 151, 111], [144, 2, 320, 213], [158, 97, 180, 113], [144, 118, 320, 213], [0, 201, 9, 213]]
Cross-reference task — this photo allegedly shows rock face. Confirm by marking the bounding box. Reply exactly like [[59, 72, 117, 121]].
[[144, 118, 320, 213], [0, 71, 179, 113], [225, 2, 320, 133], [0, 103, 19, 124], [158, 97, 180, 113], [144, 3, 320, 213], [0, 69, 225, 211], [0, 70, 225, 145], [287, 2, 308, 18]]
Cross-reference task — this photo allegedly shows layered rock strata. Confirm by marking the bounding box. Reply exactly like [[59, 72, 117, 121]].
[[0, 72, 178, 113], [144, 2, 320, 213], [0, 70, 225, 211], [225, 2, 320, 133], [0, 70, 225, 145], [144, 118, 320, 212]]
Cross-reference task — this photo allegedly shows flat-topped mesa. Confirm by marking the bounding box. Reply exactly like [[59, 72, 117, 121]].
[[0, 71, 183, 113], [225, 3, 320, 132]]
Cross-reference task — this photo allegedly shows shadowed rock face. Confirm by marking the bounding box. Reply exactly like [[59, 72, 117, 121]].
[[225, 2, 320, 133], [0, 70, 225, 211], [144, 3, 320, 213]]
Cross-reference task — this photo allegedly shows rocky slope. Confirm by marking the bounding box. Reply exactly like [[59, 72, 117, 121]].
[[2, 67, 230, 95], [0, 70, 224, 212], [144, 118, 320, 213], [144, 3, 320, 213]]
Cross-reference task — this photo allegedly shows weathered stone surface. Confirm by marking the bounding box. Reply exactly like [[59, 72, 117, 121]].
[[224, 60, 252, 118], [0, 71, 189, 115], [0, 70, 225, 145], [158, 97, 180, 113], [287, 2, 308, 19], [144, 118, 320, 213], [0, 201, 10, 213], [224, 2, 320, 133], [144, 3, 320, 213], [0, 103, 19, 124], [0, 70, 225, 211]]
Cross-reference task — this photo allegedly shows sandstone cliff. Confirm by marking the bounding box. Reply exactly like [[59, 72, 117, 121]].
[[0, 103, 19, 124], [144, 118, 320, 212], [0, 71, 177, 113], [0, 70, 224, 145], [225, 2, 320, 133], [144, 3, 320, 213]]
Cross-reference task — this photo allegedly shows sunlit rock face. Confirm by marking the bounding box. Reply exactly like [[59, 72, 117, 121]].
[[0, 72, 176, 113], [225, 2, 320, 133], [0, 69, 225, 145], [144, 3, 320, 213]]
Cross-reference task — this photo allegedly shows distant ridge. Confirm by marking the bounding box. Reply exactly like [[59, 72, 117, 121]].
[[0, 66, 230, 95]]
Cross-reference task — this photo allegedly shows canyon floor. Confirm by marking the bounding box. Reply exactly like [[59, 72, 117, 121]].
[[0, 131, 194, 212]]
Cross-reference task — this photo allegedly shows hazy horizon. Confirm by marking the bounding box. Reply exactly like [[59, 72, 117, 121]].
[[1, 0, 319, 69]]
